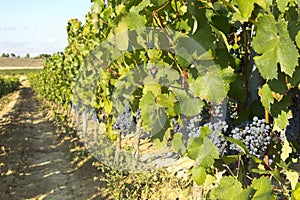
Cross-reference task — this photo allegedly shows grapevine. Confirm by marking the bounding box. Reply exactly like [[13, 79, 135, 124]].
[[28, 0, 300, 199]]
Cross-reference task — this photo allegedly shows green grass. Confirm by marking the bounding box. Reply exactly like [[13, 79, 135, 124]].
[[0, 69, 42, 75]]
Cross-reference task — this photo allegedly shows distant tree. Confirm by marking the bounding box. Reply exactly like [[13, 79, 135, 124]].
[[6, 53, 9, 57], [25, 53, 30, 58], [1, 53, 7, 57], [17, 55, 20, 58], [10, 53, 16, 57]]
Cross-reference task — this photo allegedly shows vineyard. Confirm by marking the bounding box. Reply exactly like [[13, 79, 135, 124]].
[[25, 0, 300, 199], [0, 76, 19, 98]]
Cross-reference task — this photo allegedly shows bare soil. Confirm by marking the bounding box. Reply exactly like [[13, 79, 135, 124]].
[[0, 77, 109, 200]]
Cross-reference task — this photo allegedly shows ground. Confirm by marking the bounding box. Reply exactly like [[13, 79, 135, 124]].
[[0, 76, 109, 200]]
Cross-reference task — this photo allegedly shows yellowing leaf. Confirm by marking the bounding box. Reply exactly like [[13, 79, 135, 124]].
[[281, 138, 292, 161], [283, 170, 299, 190], [274, 110, 291, 130], [259, 84, 274, 112]]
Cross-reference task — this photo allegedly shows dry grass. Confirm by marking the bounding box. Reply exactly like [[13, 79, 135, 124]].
[[0, 57, 43, 67]]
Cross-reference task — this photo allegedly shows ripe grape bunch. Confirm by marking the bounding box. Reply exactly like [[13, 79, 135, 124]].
[[286, 88, 300, 141], [229, 116, 272, 159], [184, 105, 229, 155], [113, 103, 132, 136]]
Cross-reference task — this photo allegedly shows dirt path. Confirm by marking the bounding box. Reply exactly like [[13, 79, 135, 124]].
[[0, 77, 108, 200]]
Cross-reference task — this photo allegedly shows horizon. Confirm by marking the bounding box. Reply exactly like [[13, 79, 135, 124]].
[[0, 0, 92, 57]]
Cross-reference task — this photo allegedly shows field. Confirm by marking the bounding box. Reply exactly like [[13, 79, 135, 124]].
[[0, 57, 43, 67], [0, 58, 43, 75]]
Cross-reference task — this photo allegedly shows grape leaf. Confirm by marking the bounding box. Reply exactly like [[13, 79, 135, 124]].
[[252, 15, 298, 80], [221, 66, 236, 94], [126, 12, 146, 29], [187, 137, 203, 161], [139, 91, 168, 136], [129, 0, 151, 13], [91, 0, 105, 13], [288, 66, 300, 87], [213, 176, 243, 200], [276, 0, 289, 13], [251, 176, 275, 199], [296, 31, 300, 48], [274, 110, 291, 130], [225, 137, 248, 154], [151, 0, 168, 7], [196, 138, 219, 168], [172, 133, 186, 155], [235, 0, 256, 19], [113, 17, 129, 51], [191, 166, 206, 185], [259, 84, 274, 112], [281, 138, 292, 161], [189, 68, 226, 104], [283, 170, 299, 190], [172, 88, 204, 117], [292, 183, 300, 200]]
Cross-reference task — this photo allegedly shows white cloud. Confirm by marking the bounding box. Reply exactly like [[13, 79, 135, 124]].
[[0, 26, 17, 31], [45, 37, 56, 44]]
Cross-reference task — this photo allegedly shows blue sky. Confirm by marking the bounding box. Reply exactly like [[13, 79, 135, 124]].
[[0, 0, 92, 57]]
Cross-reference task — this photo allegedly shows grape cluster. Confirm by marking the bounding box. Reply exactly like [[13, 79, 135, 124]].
[[184, 105, 229, 154], [171, 116, 182, 134], [229, 116, 272, 159], [113, 103, 132, 136], [204, 105, 229, 155], [286, 89, 300, 141]]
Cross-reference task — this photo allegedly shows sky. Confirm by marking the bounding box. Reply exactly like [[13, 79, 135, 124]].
[[0, 0, 92, 57]]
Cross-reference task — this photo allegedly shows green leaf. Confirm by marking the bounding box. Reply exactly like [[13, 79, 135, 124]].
[[274, 110, 291, 130], [187, 137, 203, 161], [292, 183, 300, 200], [140, 91, 168, 135], [288, 66, 300, 87], [189, 68, 226, 104], [221, 66, 236, 96], [235, 0, 256, 19], [126, 12, 146, 29], [240, 187, 256, 200], [156, 94, 176, 115], [276, 0, 289, 13], [91, 0, 105, 13], [129, 0, 151, 13], [251, 176, 275, 200], [172, 133, 186, 155], [225, 137, 248, 154], [295, 31, 300, 48], [196, 137, 219, 168], [214, 176, 243, 200], [267, 72, 288, 94], [172, 88, 204, 117], [253, 15, 299, 80], [113, 17, 129, 51], [151, 0, 168, 7], [211, 15, 230, 34], [259, 84, 274, 112], [191, 166, 207, 185]]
